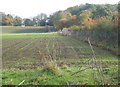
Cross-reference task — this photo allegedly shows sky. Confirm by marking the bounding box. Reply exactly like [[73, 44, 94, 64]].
[[0, 0, 119, 18]]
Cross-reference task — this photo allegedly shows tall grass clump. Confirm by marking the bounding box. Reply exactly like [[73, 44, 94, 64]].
[[42, 61, 62, 75]]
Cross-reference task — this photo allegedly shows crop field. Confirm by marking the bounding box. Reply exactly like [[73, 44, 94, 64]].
[[1, 26, 119, 85]]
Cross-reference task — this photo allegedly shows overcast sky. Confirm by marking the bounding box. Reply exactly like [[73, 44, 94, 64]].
[[0, 0, 119, 18]]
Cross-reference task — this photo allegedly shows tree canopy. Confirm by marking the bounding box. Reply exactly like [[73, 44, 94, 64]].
[[0, 4, 118, 29]]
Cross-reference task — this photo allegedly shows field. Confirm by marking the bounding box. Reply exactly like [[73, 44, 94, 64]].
[[1, 26, 119, 85]]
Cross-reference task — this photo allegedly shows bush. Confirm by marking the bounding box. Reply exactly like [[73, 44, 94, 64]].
[[42, 61, 61, 75], [93, 17, 113, 31]]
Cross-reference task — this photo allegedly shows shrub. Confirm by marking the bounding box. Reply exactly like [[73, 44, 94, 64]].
[[42, 61, 61, 75], [93, 17, 113, 31]]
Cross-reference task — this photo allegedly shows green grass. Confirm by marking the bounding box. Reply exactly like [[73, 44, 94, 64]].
[[2, 26, 119, 85], [1, 26, 51, 33], [2, 66, 118, 85], [1, 26, 58, 39], [1, 33, 63, 39]]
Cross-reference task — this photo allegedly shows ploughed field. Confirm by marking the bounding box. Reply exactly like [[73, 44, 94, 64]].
[[1, 26, 119, 85]]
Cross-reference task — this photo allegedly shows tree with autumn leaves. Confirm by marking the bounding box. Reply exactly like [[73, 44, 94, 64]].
[[48, 11, 77, 30], [0, 12, 22, 26], [48, 4, 118, 31], [0, 3, 118, 29]]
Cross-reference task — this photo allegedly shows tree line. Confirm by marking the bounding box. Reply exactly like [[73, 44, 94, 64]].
[[49, 3, 118, 32], [0, 3, 118, 31], [0, 13, 48, 26]]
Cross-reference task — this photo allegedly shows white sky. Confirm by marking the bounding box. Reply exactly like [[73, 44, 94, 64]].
[[0, 0, 119, 18]]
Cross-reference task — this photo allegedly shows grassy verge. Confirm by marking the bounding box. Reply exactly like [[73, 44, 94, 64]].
[[2, 65, 118, 85]]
